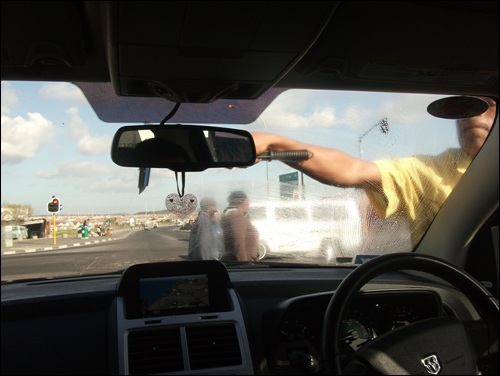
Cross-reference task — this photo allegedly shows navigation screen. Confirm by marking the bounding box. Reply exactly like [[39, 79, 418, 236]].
[[139, 274, 209, 317]]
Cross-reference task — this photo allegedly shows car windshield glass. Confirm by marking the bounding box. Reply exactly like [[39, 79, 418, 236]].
[[1, 82, 496, 281]]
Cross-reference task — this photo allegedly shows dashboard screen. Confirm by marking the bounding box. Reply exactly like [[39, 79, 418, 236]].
[[140, 274, 209, 317]]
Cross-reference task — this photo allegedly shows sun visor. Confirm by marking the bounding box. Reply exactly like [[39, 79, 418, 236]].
[[101, 1, 337, 103], [74, 82, 286, 124]]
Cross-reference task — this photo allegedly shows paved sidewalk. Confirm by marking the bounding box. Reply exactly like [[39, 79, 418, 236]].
[[1, 230, 132, 255]]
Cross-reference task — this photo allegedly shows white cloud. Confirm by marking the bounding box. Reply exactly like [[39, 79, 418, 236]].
[[342, 105, 377, 130], [91, 176, 137, 193], [256, 90, 438, 131], [260, 90, 343, 129], [65, 107, 112, 155], [1, 113, 55, 164], [77, 134, 112, 155], [65, 107, 87, 140], [379, 94, 430, 124], [33, 161, 142, 194], [34, 160, 113, 179], [38, 83, 87, 103], [1, 82, 19, 114], [263, 106, 342, 129]]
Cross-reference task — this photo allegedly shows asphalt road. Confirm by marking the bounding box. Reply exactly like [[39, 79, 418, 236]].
[[2, 225, 360, 282], [1, 226, 192, 282]]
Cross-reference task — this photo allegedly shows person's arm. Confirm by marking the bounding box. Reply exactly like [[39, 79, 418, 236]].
[[252, 132, 382, 190]]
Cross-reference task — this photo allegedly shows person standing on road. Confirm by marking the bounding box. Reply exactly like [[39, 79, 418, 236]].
[[81, 219, 89, 238], [220, 191, 260, 262], [188, 197, 224, 260]]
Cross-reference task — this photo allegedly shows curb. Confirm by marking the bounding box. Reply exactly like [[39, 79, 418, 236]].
[[1, 235, 127, 256]]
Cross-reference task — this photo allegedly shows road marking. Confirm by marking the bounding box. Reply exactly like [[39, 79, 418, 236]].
[[1, 233, 129, 255], [86, 257, 99, 270], [158, 233, 183, 241]]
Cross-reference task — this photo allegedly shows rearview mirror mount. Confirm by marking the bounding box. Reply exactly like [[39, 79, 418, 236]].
[[111, 125, 256, 172]]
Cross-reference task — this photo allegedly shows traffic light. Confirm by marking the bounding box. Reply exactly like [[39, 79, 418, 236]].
[[48, 197, 60, 213]]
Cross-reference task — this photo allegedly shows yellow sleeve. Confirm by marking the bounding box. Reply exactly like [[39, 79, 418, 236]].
[[365, 149, 470, 246], [366, 157, 425, 220]]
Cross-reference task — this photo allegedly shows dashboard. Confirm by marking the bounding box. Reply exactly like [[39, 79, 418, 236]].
[[1, 261, 483, 375], [115, 261, 253, 374], [263, 290, 442, 372]]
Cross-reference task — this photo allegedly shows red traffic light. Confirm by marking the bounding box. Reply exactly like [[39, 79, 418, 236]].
[[48, 197, 60, 213]]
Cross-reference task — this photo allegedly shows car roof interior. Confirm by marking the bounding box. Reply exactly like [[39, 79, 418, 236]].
[[2, 1, 498, 100]]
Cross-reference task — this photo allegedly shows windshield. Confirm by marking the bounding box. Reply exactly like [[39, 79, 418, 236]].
[[1, 82, 496, 281]]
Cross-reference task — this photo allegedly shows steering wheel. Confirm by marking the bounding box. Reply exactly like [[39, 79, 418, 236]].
[[321, 253, 499, 374]]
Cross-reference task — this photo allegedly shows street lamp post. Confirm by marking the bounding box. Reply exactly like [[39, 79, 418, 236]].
[[358, 118, 389, 159], [259, 116, 270, 198]]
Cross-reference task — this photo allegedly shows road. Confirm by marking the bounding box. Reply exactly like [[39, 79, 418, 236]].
[[1, 225, 359, 282], [1, 226, 191, 282]]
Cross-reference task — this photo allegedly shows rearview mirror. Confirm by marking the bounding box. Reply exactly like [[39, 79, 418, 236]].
[[111, 125, 256, 172]]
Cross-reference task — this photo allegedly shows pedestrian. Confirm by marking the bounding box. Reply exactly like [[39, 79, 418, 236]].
[[188, 197, 224, 260], [220, 191, 260, 262], [81, 220, 89, 238]]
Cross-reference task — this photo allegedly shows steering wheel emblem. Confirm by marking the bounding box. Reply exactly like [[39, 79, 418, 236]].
[[421, 355, 441, 375]]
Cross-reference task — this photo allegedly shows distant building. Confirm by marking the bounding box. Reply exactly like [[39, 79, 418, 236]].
[[22, 219, 50, 238]]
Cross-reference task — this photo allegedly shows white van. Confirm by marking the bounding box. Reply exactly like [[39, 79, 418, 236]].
[[249, 199, 363, 263], [11, 226, 28, 240]]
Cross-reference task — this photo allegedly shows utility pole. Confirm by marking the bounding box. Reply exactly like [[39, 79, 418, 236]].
[[301, 172, 305, 200], [359, 118, 389, 159], [260, 116, 270, 198], [47, 196, 60, 245], [53, 213, 56, 245]]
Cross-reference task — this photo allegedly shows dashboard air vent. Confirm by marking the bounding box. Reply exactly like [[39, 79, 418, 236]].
[[127, 328, 183, 375], [186, 324, 242, 370]]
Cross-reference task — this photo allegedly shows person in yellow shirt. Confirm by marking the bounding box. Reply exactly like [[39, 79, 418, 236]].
[[251, 97, 496, 247]]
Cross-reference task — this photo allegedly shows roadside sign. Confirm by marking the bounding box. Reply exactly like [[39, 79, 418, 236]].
[[279, 172, 299, 199], [279, 172, 298, 182]]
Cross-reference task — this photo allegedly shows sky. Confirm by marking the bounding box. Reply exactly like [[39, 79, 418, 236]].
[[1, 81, 461, 217]]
